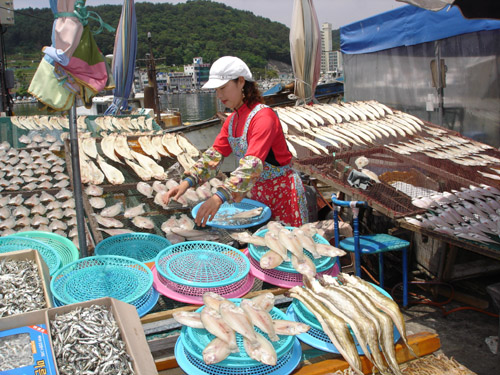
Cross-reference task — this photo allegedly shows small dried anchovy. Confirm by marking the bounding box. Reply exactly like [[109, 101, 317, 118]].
[[50, 304, 135, 375], [0, 333, 34, 371], [0, 258, 47, 317]]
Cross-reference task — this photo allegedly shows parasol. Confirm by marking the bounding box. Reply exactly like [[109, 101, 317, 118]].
[[104, 0, 138, 115], [289, 0, 322, 105]]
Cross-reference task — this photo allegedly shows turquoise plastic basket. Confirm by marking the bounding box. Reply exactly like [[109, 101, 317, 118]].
[[181, 299, 294, 368], [247, 227, 335, 273], [95, 232, 172, 264], [0, 236, 62, 276], [10, 231, 79, 267], [50, 255, 153, 305], [155, 241, 250, 288]]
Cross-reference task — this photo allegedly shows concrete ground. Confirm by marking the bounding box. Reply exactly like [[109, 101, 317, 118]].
[[402, 293, 500, 374]]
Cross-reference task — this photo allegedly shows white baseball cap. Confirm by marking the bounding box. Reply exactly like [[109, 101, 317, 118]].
[[202, 56, 254, 89]]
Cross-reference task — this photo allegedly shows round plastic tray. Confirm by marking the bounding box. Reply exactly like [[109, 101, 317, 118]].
[[191, 198, 271, 229], [50, 255, 153, 305], [287, 283, 401, 354], [244, 249, 339, 288], [247, 227, 335, 273], [95, 232, 171, 265], [0, 236, 62, 276], [152, 266, 255, 304], [155, 241, 250, 288], [181, 299, 294, 368], [175, 336, 301, 375], [10, 231, 79, 267]]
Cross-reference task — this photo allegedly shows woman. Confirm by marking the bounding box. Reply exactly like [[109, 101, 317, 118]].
[[164, 56, 308, 227]]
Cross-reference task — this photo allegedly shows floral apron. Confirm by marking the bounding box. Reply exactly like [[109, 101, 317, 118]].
[[227, 104, 308, 226]]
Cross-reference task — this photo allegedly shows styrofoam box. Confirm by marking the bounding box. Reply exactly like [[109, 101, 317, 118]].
[[0, 249, 53, 310], [0, 298, 158, 375]]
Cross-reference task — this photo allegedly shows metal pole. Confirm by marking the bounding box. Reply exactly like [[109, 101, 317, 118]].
[[435, 41, 444, 126], [69, 105, 88, 257], [147, 32, 162, 125], [0, 24, 9, 115]]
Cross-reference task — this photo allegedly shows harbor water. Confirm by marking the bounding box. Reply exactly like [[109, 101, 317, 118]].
[[13, 92, 222, 123]]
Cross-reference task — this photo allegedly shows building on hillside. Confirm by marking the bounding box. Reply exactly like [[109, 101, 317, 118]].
[[184, 57, 210, 89], [320, 23, 342, 80], [168, 72, 193, 93]]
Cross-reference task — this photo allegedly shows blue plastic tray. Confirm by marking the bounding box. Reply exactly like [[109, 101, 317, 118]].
[[191, 198, 271, 229], [247, 227, 335, 273], [182, 299, 294, 368], [50, 255, 153, 305], [95, 232, 172, 264], [0, 236, 62, 276], [155, 241, 250, 288]]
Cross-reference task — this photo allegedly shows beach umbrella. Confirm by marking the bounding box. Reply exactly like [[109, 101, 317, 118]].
[[28, 0, 114, 257], [289, 0, 322, 105], [104, 0, 138, 115]]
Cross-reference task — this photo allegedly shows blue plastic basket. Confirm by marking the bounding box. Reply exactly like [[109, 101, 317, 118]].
[[247, 227, 335, 273], [95, 232, 172, 265], [0, 236, 62, 276], [191, 198, 271, 229], [10, 231, 79, 267], [181, 299, 295, 368], [176, 336, 301, 375], [52, 286, 159, 318], [155, 241, 250, 288], [50, 255, 153, 305]]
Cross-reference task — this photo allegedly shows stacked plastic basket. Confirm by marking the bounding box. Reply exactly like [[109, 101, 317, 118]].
[[246, 227, 340, 288], [153, 241, 255, 304], [175, 299, 302, 375]]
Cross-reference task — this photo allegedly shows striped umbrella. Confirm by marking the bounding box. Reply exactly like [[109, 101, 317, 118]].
[[290, 0, 322, 105], [105, 0, 138, 115]]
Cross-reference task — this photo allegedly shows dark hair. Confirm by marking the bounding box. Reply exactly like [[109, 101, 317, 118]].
[[233, 79, 263, 107]]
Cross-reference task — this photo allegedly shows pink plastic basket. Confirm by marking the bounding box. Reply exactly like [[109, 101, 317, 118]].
[[152, 266, 255, 304], [244, 249, 340, 288]]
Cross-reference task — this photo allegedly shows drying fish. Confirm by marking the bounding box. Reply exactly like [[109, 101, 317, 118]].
[[243, 332, 277, 366], [125, 158, 152, 181], [291, 253, 317, 279], [137, 181, 154, 198], [200, 307, 238, 351], [153, 181, 167, 193], [231, 206, 263, 219], [94, 214, 124, 228], [100, 202, 123, 218], [160, 216, 179, 235], [151, 135, 172, 158], [203, 337, 232, 365], [278, 228, 305, 260], [272, 320, 310, 336], [170, 228, 207, 238], [162, 133, 184, 156], [314, 243, 346, 258], [49, 220, 67, 231], [229, 231, 267, 247], [178, 214, 195, 230], [0, 217, 16, 229], [30, 204, 47, 216], [177, 152, 197, 171], [8, 195, 24, 206], [114, 134, 134, 160], [138, 136, 160, 160], [292, 228, 320, 258], [55, 188, 73, 200], [240, 299, 279, 341], [251, 293, 275, 312], [124, 203, 146, 218], [176, 133, 200, 158], [16, 216, 32, 227], [0, 207, 11, 219], [131, 150, 167, 180], [47, 209, 64, 220], [97, 155, 125, 185], [63, 208, 76, 218], [100, 134, 123, 164], [81, 137, 98, 159], [85, 184, 103, 197], [264, 231, 289, 261], [219, 301, 257, 344], [97, 228, 134, 236], [131, 215, 155, 229]]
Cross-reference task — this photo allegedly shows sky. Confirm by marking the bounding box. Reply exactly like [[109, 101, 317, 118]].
[[12, 0, 404, 29]]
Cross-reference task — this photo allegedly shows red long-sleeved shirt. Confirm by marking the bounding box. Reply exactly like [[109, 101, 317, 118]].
[[212, 103, 292, 166]]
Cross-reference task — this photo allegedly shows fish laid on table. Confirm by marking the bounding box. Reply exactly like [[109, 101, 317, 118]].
[[151, 135, 172, 158], [137, 181, 153, 198], [125, 158, 152, 181], [96, 155, 125, 185], [81, 137, 98, 159], [93, 214, 124, 228], [114, 134, 134, 160], [131, 150, 166, 180], [89, 197, 106, 209], [162, 133, 184, 156], [124, 203, 146, 219], [100, 202, 123, 218], [138, 136, 160, 160], [97, 228, 134, 236], [100, 134, 123, 164], [131, 215, 155, 230]]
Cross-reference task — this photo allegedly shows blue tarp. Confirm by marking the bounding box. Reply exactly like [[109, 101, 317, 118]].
[[341, 5, 500, 54]]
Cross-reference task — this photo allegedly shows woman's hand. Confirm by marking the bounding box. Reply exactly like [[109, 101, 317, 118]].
[[163, 180, 190, 205], [195, 195, 223, 227]]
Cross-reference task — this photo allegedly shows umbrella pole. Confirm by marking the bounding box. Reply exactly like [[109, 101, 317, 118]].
[[68, 104, 88, 258]]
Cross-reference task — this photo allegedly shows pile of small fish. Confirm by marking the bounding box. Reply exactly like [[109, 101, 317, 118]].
[[235, 221, 345, 277], [78, 131, 200, 185], [288, 273, 415, 375], [0, 140, 68, 192], [0, 331, 34, 371], [0, 258, 47, 317], [173, 292, 310, 365], [407, 184, 500, 246], [50, 304, 135, 375], [273, 101, 427, 157]]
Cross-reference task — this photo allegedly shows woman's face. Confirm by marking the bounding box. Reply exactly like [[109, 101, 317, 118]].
[[216, 77, 245, 110]]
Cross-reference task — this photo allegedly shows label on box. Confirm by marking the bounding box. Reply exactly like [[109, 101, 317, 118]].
[[0, 324, 56, 375]]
